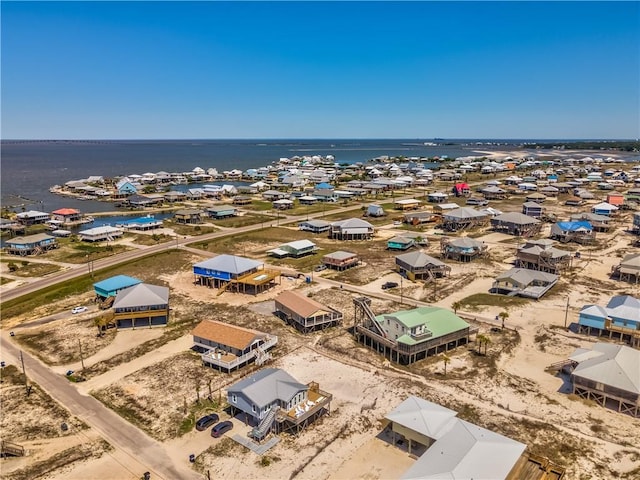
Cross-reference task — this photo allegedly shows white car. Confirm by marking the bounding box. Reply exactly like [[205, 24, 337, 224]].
[[71, 306, 88, 314]]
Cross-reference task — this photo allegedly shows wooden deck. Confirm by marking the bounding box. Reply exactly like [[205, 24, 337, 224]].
[[507, 454, 565, 480]]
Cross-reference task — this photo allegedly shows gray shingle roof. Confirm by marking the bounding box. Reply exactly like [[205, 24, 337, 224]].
[[194, 255, 261, 274], [227, 368, 308, 408], [496, 268, 558, 285], [396, 251, 446, 268], [113, 283, 169, 308], [492, 212, 541, 225]]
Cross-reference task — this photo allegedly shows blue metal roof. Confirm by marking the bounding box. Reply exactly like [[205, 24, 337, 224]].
[[556, 220, 592, 231], [315, 182, 333, 190], [94, 275, 142, 293]]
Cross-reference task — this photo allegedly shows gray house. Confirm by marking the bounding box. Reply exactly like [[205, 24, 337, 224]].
[[227, 368, 332, 440], [490, 212, 542, 237], [492, 268, 558, 299], [112, 283, 170, 329]]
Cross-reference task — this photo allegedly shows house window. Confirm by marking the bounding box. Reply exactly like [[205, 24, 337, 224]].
[[252, 405, 256, 413], [231, 394, 237, 404]]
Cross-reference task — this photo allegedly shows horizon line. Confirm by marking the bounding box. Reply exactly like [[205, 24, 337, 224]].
[[2, 137, 638, 142]]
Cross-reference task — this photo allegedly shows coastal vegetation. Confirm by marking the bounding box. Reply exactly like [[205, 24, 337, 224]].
[[524, 141, 640, 152]]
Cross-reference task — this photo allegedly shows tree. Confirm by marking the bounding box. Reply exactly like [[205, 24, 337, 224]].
[[476, 334, 487, 355], [451, 301, 461, 314], [498, 311, 509, 330], [483, 335, 491, 355], [442, 354, 451, 376]]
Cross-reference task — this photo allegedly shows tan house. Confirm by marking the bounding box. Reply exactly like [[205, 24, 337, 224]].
[[192, 320, 277, 372], [274, 290, 343, 333]]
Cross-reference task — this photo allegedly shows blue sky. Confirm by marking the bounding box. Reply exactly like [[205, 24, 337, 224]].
[[1, 1, 638, 139]]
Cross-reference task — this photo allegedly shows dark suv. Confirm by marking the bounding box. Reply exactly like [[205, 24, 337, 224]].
[[382, 281, 399, 290], [195, 414, 219, 431], [211, 420, 233, 438]]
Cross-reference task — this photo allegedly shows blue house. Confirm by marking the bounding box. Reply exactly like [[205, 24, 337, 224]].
[[315, 182, 334, 190], [387, 236, 415, 251], [5, 233, 58, 256], [578, 295, 640, 345], [93, 275, 142, 299], [116, 179, 138, 195]]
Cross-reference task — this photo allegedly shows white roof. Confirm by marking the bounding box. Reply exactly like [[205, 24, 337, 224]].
[[280, 239, 316, 250], [388, 397, 526, 480], [571, 343, 640, 394], [395, 199, 420, 205], [592, 201, 618, 211], [273, 199, 294, 204], [79, 225, 122, 235], [403, 419, 526, 480], [385, 396, 457, 440]]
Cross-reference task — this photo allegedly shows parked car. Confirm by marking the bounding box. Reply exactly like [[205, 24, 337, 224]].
[[314, 264, 327, 272], [211, 420, 233, 438], [71, 306, 88, 314], [195, 413, 220, 431], [381, 281, 399, 290]]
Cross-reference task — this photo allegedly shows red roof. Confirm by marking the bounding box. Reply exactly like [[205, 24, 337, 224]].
[[52, 208, 80, 215]]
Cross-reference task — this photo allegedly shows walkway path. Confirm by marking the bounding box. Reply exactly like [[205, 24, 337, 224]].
[[0, 332, 202, 480]]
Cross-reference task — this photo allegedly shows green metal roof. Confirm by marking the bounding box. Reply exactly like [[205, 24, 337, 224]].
[[375, 307, 469, 345]]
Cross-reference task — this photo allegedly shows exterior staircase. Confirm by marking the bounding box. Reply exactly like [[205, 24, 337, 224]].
[[353, 297, 386, 337], [250, 407, 279, 441], [1, 440, 25, 457]]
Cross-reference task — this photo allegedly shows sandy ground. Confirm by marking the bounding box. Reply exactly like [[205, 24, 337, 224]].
[[3, 162, 640, 479]]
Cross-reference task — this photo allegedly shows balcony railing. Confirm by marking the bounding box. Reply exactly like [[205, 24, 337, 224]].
[[201, 335, 278, 370]]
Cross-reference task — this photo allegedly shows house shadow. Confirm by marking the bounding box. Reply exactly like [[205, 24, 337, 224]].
[[375, 425, 427, 457], [555, 371, 574, 394]]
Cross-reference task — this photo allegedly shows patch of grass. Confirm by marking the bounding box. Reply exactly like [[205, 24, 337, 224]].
[[211, 214, 273, 228], [1, 250, 193, 322], [178, 398, 220, 436], [9, 262, 61, 277], [166, 222, 218, 236], [48, 241, 130, 263], [458, 293, 528, 312], [128, 233, 173, 246], [0, 276, 15, 285], [246, 200, 273, 211], [3, 440, 111, 480]]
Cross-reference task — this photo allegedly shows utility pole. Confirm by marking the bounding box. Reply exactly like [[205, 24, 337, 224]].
[[564, 296, 570, 329], [400, 276, 404, 306], [78, 339, 86, 371], [19, 351, 29, 396]]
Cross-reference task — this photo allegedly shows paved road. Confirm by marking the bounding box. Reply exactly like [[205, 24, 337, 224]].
[[0, 332, 202, 480], [0, 198, 390, 303], [0, 192, 486, 479]]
